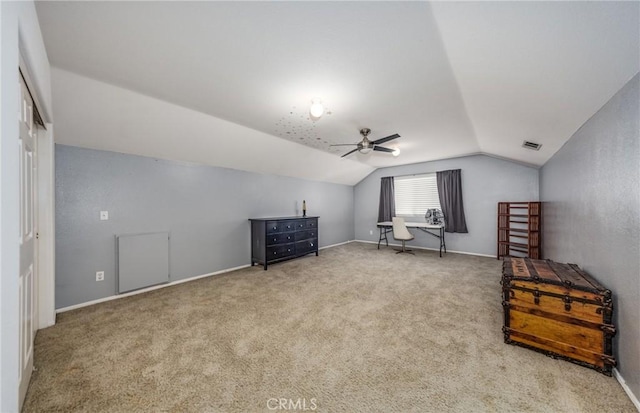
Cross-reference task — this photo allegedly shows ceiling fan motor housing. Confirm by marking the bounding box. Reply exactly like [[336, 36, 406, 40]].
[[334, 128, 400, 157], [359, 129, 372, 149], [359, 137, 372, 149]]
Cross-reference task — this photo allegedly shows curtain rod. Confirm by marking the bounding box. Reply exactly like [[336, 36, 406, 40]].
[[381, 172, 436, 180], [381, 169, 459, 180]]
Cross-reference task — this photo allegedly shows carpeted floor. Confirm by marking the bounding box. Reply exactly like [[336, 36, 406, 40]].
[[23, 242, 635, 412]]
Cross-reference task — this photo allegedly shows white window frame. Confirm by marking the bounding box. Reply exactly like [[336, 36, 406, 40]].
[[394, 173, 441, 219]]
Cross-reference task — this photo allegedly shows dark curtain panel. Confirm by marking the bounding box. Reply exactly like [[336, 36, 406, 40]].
[[437, 169, 468, 233], [378, 177, 395, 222]]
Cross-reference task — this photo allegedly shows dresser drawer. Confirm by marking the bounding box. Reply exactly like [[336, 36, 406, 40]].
[[266, 221, 282, 234], [294, 220, 306, 230], [295, 229, 317, 241], [306, 219, 318, 229], [267, 232, 295, 245], [266, 221, 297, 234], [267, 243, 295, 259], [295, 239, 317, 254], [281, 221, 297, 232]]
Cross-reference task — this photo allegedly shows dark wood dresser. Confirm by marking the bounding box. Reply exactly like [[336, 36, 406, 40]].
[[501, 257, 616, 375], [249, 216, 319, 270]]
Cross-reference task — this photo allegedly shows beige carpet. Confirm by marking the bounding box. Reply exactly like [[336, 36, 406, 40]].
[[23, 242, 635, 412]]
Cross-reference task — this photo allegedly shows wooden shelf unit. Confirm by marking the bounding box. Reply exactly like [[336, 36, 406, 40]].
[[497, 202, 541, 259]]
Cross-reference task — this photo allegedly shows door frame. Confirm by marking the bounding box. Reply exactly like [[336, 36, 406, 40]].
[[36, 122, 55, 329]]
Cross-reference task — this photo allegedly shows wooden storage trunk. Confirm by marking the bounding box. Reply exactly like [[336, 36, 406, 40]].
[[501, 257, 616, 375]]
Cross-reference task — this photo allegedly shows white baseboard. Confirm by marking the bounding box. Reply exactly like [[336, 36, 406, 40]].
[[56, 263, 251, 313], [614, 368, 640, 412], [353, 239, 496, 259], [319, 240, 353, 250]]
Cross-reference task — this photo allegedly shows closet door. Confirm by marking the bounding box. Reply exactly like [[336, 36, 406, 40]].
[[18, 73, 38, 408]]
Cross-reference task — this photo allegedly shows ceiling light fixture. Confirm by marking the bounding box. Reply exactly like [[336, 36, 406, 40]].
[[392, 148, 401, 157], [309, 98, 324, 119]]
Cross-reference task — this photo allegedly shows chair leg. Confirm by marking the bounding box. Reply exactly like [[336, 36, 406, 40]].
[[395, 240, 414, 254]]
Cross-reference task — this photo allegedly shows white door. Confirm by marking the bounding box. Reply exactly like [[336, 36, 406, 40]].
[[18, 74, 37, 408]]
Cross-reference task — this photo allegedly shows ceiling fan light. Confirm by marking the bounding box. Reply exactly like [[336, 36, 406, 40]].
[[359, 147, 372, 154], [309, 98, 324, 118], [392, 148, 400, 157]]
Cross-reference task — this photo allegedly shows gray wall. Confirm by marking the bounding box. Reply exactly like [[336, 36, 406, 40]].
[[354, 154, 539, 256], [540, 74, 639, 399], [56, 145, 354, 309]]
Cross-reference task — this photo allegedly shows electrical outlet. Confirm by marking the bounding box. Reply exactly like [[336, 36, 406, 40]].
[[96, 271, 104, 281], [369, 230, 373, 235], [100, 211, 109, 221]]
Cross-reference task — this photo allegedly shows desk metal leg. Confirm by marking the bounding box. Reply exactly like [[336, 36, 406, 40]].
[[377, 227, 389, 249], [415, 226, 446, 257]]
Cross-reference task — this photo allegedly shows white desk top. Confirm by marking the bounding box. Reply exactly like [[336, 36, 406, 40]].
[[377, 221, 444, 229]]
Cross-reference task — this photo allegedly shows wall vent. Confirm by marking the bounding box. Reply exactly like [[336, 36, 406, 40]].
[[522, 140, 542, 151]]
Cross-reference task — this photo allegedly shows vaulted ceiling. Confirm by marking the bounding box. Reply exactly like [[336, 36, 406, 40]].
[[36, 1, 639, 185]]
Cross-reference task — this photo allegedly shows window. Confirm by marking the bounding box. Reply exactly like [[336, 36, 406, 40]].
[[394, 173, 441, 216]]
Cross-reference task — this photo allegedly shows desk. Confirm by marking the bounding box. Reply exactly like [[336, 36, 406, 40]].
[[377, 221, 446, 257]]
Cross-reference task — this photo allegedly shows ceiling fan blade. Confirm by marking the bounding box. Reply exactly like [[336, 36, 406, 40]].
[[372, 133, 400, 145], [373, 146, 394, 153], [341, 148, 360, 158], [330, 143, 359, 146]]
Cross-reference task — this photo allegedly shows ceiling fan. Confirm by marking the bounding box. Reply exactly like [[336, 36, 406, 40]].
[[331, 128, 401, 158]]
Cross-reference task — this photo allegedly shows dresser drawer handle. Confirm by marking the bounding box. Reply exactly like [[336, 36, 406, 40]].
[[273, 251, 277, 255], [310, 243, 314, 247], [287, 249, 291, 252], [273, 238, 277, 242]]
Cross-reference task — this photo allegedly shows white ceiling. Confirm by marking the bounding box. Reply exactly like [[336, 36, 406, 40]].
[[36, 1, 639, 184]]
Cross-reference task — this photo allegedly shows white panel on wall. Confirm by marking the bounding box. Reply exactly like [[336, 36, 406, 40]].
[[117, 232, 170, 293]]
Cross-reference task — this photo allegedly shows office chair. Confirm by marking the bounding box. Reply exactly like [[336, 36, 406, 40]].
[[392, 217, 415, 254]]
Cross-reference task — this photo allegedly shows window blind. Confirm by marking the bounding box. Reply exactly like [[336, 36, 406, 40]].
[[394, 173, 441, 215]]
